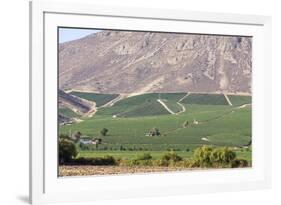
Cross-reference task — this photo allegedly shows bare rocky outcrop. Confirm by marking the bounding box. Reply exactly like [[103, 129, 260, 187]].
[[58, 89, 93, 114], [59, 31, 252, 94]]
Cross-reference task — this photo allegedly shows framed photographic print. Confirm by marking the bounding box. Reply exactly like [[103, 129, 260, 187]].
[[30, 0, 272, 204]]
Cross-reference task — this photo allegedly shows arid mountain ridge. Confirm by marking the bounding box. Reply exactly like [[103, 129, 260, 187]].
[[59, 30, 252, 95]]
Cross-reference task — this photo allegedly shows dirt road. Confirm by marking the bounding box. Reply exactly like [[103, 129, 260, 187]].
[[224, 93, 233, 106], [157, 99, 176, 114]]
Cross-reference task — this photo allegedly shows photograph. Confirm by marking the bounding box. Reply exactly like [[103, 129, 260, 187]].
[[58, 27, 252, 177]]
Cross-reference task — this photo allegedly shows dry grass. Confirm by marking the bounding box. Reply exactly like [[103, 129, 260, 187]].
[[59, 165, 194, 176]]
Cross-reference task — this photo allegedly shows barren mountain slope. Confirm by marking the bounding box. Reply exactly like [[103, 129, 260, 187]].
[[58, 89, 93, 114], [59, 31, 252, 94]]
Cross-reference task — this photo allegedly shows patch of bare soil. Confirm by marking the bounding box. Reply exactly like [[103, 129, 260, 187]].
[[59, 166, 195, 176]]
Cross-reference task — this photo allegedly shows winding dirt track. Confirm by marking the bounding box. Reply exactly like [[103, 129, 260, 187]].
[[156, 93, 189, 115], [224, 93, 233, 106], [176, 102, 186, 114], [100, 94, 128, 108], [157, 99, 176, 114], [178, 93, 190, 103]]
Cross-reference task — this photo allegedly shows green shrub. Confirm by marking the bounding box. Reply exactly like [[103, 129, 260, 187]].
[[186, 160, 200, 168], [59, 134, 70, 140], [120, 145, 126, 151], [183, 120, 189, 128], [136, 153, 152, 160], [74, 131, 82, 143], [73, 155, 117, 166], [59, 139, 78, 164], [100, 128, 108, 136], [161, 152, 182, 162], [128, 159, 153, 166], [231, 159, 249, 168], [193, 145, 213, 167], [173, 160, 194, 168], [126, 153, 153, 166], [155, 159, 170, 167], [210, 147, 236, 164], [155, 152, 183, 167], [193, 146, 237, 168]]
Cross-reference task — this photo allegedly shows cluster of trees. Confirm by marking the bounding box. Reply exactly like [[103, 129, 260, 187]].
[[192, 146, 241, 168], [122, 146, 249, 168], [69, 128, 110, 140], [100, 128, 108, 136], [147, 127, 161, 136], [71, 155, 117, 166], [59, 127, 108, 163], [59, 125, 249, 169], [59, 140, 249, 168], [59, 137, 117, 165]]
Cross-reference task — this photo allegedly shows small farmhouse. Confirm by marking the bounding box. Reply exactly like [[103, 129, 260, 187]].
[[79, 139, 92, 145], [193, 119, 199, 125], [92, 138, 102, 145], [79, 138, 102, 145], [145, 128, 161, 136]]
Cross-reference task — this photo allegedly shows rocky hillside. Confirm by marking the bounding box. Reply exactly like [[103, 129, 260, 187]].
[[59, 31, 252, 94], [58, 89, 93, 114]]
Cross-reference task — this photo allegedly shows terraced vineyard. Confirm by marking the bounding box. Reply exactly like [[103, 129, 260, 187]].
[[97, 93, 170, 117], [160, 100, 182, 113], [158, 93, 187, 113], [227, 95, 251, 106], [158, 93, 187, 101], [181, 93, 229, 105]]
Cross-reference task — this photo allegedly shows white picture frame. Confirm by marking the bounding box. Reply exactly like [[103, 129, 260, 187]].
[[30, 1, 272, 204]]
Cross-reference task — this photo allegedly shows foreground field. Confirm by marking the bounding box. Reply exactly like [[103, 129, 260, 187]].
[[59, 165, 197, 176]]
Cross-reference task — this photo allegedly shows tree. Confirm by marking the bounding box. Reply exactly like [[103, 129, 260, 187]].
[[120, 145, 126, 151], [193, 146, 237, 168], [100, 128, 109, 136], [94, 138, 102, 149], [193, 146, 215, 167], [210, 147, 236, 165], [74, 131, 82, 143], [161, 152, 182, 162], [183, 120, 189, 128], [59, 139, 78, 164], [149, 127, 161, 136], [59, 133, 70, 140]]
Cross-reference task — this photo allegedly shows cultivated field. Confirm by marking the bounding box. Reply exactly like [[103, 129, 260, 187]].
[[77, 150, 251, 161], [58, 92, 252, 175]]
